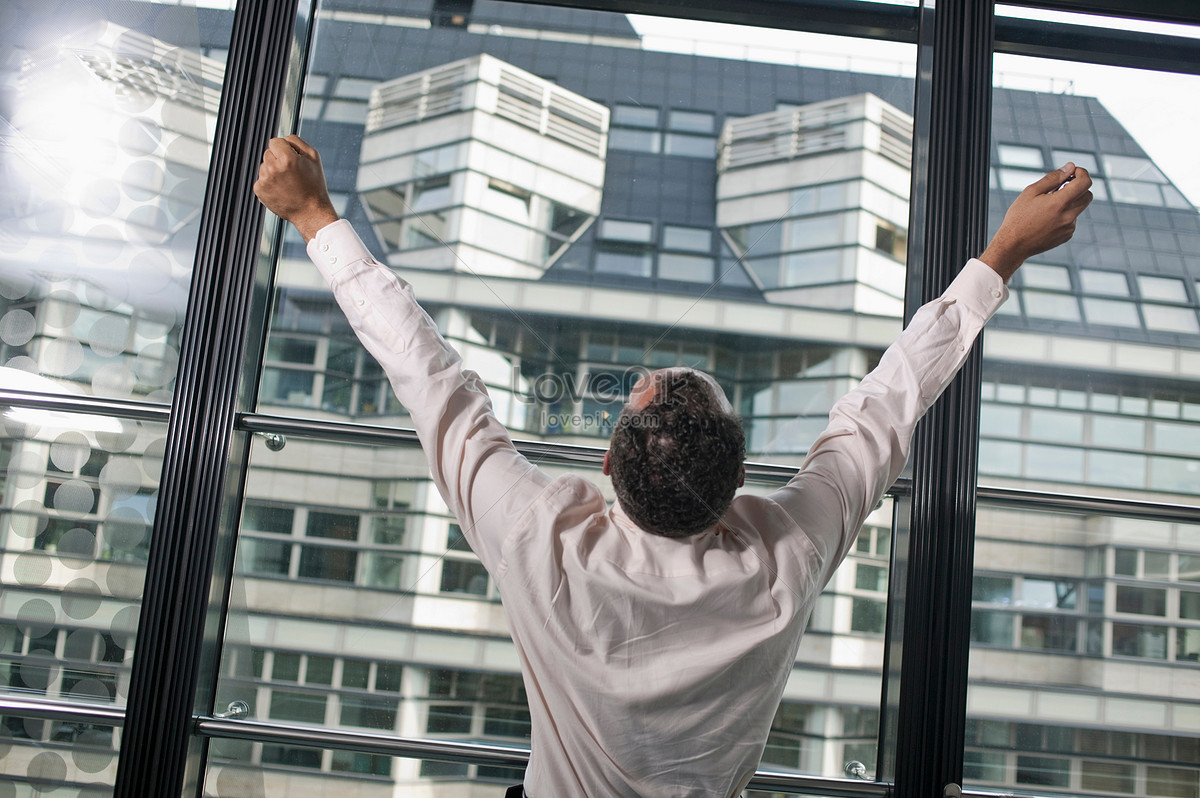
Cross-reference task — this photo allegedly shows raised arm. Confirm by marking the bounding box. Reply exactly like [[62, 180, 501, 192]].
[[254, 135, 551, 571], [768, 164, 1093, 583]]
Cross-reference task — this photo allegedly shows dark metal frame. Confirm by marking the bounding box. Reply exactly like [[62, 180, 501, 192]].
[[887, 1, 995, 795], [110, 0, 307, 794], [5, 0, 1198, 796]]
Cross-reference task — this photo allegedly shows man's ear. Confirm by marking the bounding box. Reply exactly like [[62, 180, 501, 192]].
[[738, 465, 745, 488], [602, 449, 611, 476]]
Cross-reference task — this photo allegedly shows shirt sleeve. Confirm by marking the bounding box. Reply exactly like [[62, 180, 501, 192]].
[[765, 258, 1008, 588], [307, 220, 552, 571]]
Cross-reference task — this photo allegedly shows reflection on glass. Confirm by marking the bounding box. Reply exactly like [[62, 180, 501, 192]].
[[0, 5, 226, 402], [0, 405, 168, 791], [215, 435, 896, 786], [1, 407, 169, 703], [0, 710, 118, 795], [219, 0, 921, 790], [258, 1, 917, 469], [977, 44, 1200, 794], [969, 505, 1200, 794]]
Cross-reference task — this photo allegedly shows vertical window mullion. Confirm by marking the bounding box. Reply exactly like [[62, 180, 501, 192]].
[[111, 0, 312, 796], [883, 0, 995, 796]]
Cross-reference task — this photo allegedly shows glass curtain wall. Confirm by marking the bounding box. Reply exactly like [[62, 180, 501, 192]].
[[968, 14, 1200, 798], [4, 1, 1200, 797], [0, 0, 232, 793], [204, 2, 917, 794]]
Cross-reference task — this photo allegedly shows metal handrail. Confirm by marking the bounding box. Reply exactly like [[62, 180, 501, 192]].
[[195, 715, 890, 797], [4, 391, 1198, 524], [0, 693, 126, 726], [0, 695, 1153, 798], [0, 388, 172, 423]]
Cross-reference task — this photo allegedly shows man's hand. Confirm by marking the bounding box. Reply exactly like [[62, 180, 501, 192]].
[[980, 163, 1093, 281], [253, 134, 340, 243]]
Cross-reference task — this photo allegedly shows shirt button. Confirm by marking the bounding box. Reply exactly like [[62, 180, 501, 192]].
[[357, 299, 365, 306], [991, 289, 1002, 298], [320, 242, 330, 253], [329, 256, 338, 265]]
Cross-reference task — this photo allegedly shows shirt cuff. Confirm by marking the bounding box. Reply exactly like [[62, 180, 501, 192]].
[[942, 258, 1009, 320], [306, 218, 376, 280]]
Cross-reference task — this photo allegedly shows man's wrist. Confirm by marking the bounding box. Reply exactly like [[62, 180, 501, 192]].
[[979, 241, 1023, 283], [293, 206, 341, 243]]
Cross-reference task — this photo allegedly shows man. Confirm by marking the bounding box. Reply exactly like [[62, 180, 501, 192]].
[[254, 134, 1091, 797]]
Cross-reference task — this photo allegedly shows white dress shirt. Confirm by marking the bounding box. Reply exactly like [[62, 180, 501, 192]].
[[307, 219, 1008, 797]]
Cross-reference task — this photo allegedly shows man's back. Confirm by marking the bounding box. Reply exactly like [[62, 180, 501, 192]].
[[500, 478, 815, 797]]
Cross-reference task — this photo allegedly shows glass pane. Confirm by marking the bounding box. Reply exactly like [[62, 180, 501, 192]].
[[256, 3, 916, 456], [215, 435, 898, 787], [0, 709, 119, 794], [969, 503, 1200, 794], [0, 1, 232, 403], [976, 36, 1200, 795], [2, 406, 169, 707], [983, 51, 1200, 503], [229, 1, 919, 792]]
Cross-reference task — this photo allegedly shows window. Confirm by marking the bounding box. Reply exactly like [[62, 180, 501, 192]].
[[855, 564, 887, 592], [595, 248, 653, 277], [998, 144, 1045, 169], [662, 225, 711, 252], [850, 598, 885, 634], [599, 219, 653, 242], [298, 511, 360, 583], [273, 652, 302, 682], [971, 611, 1015, 646], [608, 128, 661, 153], [1021, 579, 1077, 610], [1143, 305, 1200, 333], [1110, 179, 1163, 205], [1115, 586, 1166, 615], [664, 133, 716, 158], [1051, 149, 1099, 173], [1029, 409, 1084, 444], [262, 745, 322, 769], [1082, 298, 1141, 327], [667, 110, 714, 133], [1023, 291, 1081, 322], [1112, 623, 1168, 658], [335, 77, 377, 100], [269, 690, 328, 724], [440, 560, 489, 596], [997, 167, 1045, 192], [1020, 615, 1077, 652], [1020, 264, 1071, 291], [412, 176, 452, 212], [658, 253, 714, 282], [612, 104, 657, 128], [974, 576, 1014, 604], [874, 222, 906, 261], [1102, 154, 1167, 183], [1016, 755, 1070, 788], [1080, 269, 1130, 296], [1139, 275, 1189, 303], [340, 696, 397, 730]]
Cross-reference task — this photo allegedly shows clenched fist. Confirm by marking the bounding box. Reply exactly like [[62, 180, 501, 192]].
[[253, 134, 340, 242], [981, 163, 1093, 281]]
